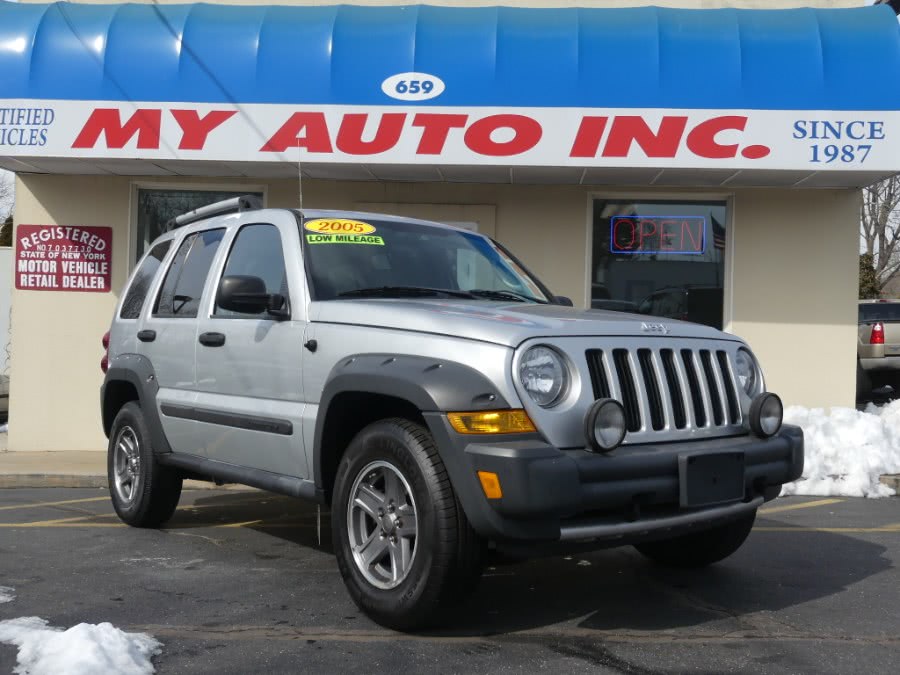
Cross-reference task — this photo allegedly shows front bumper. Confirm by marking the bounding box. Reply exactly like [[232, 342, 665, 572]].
[[424, 413, 803, 547]]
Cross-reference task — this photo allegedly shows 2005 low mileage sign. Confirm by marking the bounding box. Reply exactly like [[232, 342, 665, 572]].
[[15, 224, 112, 292]]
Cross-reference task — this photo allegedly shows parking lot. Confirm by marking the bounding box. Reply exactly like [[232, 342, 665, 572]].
[[0, 488, 898, 674]]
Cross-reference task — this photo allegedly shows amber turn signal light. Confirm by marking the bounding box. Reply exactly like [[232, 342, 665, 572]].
[[447, 409, 536, 434], [477, 471, 503, 499]]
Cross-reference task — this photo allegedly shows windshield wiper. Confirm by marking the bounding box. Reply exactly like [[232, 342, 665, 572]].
[[468, 289, 544, 303], [336, 286, 476, 299]]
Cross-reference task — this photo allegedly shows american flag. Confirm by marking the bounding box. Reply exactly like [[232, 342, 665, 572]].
[[711, 214, 726, 250]]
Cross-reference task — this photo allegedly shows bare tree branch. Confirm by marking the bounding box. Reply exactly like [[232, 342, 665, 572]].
[[0, 170, 13, 247], [0, 170, 13, 221], [860, 175, 900, 290]]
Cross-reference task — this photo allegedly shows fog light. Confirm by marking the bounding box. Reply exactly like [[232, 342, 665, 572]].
[[749, 393, 783, 438], [584, 398, 627, 452]]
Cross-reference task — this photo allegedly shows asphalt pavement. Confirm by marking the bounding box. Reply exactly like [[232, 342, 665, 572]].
[[0, 488, 898, 674]]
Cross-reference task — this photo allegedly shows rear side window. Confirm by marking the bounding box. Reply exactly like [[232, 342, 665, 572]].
[[215, 224, 288, 317], [120, 241, 171, 319], [154, 229, 225, 318]]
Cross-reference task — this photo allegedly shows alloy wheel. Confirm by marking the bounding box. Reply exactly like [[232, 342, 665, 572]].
[[346, 460, 419, 590]]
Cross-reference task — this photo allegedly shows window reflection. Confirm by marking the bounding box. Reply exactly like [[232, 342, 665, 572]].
[[591, 199, 727, 328]]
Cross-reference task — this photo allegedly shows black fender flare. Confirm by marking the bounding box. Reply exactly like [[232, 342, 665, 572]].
[[101, 353, 172, 454], [313, 353, 512, 489]]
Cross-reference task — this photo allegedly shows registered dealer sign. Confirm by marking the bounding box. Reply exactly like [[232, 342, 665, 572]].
[[15, 225, 112, 292]]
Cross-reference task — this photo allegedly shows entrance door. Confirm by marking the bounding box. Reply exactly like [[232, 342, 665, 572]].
[[590, 199, 728, 329], [194, 217, 308, 479]]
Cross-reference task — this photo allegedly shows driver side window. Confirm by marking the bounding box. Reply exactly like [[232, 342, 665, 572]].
[[215, 224, 288, 318]]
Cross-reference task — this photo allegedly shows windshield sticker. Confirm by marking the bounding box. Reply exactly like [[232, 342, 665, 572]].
[[306, 233, 384, 246], [304, 218, 376, 235]]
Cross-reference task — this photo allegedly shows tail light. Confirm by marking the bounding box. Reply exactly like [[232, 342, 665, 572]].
[[870, 322, 885, 345], [101, 331, 110, 373]]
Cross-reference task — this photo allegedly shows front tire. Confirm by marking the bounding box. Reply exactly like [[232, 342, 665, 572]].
[[108, 401, 182, 528], [634, 511, 756, 569], [332, 418, 483, 631]]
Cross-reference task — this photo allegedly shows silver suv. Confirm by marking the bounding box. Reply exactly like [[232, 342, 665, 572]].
[[101, 197, 803, 630]]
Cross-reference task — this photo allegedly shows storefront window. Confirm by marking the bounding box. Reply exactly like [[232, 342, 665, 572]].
[[135, 188, 263, 262], [590, 199, 728, 328]]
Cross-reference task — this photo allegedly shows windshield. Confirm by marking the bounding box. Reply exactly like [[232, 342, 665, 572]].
[[301, 216, 550, 303]]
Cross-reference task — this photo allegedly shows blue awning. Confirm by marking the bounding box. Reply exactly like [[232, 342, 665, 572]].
[[1, 1, 899, 111]]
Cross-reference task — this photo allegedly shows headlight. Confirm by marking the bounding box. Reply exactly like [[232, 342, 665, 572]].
[[519, 345, 568, 407], [734, 348, 761, 396]]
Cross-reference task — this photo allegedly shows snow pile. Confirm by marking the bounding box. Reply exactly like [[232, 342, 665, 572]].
[[0, 617, 161, 675], [0, 586, 14, 604], [783, 401, 900, 498]]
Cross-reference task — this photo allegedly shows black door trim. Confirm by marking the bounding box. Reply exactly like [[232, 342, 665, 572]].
[[158, 452, 322, 502], [160, 403, 293, 435]]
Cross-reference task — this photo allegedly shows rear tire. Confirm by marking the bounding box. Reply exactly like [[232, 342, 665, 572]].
[[332, 418, 483, 631], [107, 402, 182, 528], [634, 511, 756, 569]]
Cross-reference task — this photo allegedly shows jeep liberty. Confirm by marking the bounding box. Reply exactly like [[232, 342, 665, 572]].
[[101, 196, 803, 629]]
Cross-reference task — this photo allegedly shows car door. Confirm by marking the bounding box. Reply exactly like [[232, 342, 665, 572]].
[[137, 228, 226, 456], [194, 216, 309, 478]]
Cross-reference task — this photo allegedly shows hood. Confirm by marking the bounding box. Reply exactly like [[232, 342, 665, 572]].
[[311, 299, 738, 348]]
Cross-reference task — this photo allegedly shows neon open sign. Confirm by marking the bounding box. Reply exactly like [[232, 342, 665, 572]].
[[610, 216, 706, 255]]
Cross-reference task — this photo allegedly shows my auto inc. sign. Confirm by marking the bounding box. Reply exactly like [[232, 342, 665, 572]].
[[0, 101, 895, 171]]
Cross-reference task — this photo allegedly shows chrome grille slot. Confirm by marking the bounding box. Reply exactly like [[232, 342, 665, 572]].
[[585, 350, 610, 399], [717, 350, 741, 424], [638, 349, 664, 431], [660, 349, 687, 429], [612, 349, 641, 432], [680, 349, 707, 427], [700, 350, 725, 426]]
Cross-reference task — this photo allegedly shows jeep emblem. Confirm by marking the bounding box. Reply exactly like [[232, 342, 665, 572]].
[[640, 322, 670, 335]]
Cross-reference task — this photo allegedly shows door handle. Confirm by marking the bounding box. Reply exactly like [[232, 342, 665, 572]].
[[137, 330, 156, 343], [198, 332, 226, 347]]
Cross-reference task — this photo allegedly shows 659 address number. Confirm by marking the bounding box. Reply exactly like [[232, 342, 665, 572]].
[[381, 72, 445, 101]]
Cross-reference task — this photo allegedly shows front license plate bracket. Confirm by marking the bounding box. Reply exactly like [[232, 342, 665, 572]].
[[678, 451, 745, 508]]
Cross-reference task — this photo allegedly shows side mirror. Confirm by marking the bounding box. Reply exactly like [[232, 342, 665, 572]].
[[554, 295, 574, 307], [218, 275, 283, 316]]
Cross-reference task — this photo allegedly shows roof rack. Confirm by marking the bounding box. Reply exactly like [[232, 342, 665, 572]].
[[165, 195, 263, 231]]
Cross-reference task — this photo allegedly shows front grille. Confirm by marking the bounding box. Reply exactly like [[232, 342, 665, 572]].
[[585, 346, 742, 433]]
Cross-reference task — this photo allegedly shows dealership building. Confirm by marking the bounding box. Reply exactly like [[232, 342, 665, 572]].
[[1, 0, 899, 453]]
